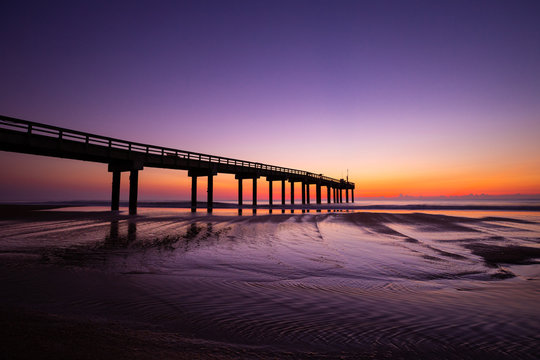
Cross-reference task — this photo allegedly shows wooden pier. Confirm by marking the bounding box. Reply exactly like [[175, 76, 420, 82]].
[[0, 115, 355, 214]]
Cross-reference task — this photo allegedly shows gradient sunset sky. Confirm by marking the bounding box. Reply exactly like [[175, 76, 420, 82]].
[[1, 0, 539, 201]]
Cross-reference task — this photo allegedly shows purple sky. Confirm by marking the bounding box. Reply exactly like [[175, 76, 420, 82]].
[[1, 1, 539, 200]]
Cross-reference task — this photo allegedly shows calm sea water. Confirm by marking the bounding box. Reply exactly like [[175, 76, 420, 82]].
[[1, 202, 539, 358]]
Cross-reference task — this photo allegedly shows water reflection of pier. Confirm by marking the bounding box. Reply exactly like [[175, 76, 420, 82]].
[[105, 220, 137, 248]]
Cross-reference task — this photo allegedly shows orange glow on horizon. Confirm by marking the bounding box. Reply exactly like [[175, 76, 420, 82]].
[[352, 170, 540, 198], [0, 152, 538, 201]]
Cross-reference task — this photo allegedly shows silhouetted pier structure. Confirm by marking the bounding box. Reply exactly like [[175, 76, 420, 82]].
[[0, 115, 355, 214]]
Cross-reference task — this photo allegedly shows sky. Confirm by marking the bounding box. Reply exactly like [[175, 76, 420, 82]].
[[1, 0, 539, 201]]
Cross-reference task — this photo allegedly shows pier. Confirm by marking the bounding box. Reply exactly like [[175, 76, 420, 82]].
[[0, 115, 355, 214]]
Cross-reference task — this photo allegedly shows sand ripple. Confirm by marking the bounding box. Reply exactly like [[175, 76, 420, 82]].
[[1, 209, 539, 358]]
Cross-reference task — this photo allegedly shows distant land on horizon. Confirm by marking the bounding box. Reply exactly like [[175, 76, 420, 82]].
[[366, 193, 540, 201]]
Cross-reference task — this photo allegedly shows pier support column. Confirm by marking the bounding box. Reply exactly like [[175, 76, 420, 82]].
[[301, 182, 306, 205], [237, 174, 260, 211], [352, 189, 354, 203], [316, 184, 322, 204], [268, 180, 273, 207], [306, 184, 310, 204], [327, 186, 331, 204], [111, 171, 120, 211], [339, 188, 343, 203], [252, 177, 257, 207], [191, 176, 197, 212], [281, 180, 286, 213], [108, 160, 143, 214], [346, 188, 349, 203], [290, 181, 295, 204], [190, 176, 197, 212], [238, 178, 243, 207], [129, 170, 138, 215], [190, 169, 217, 213], [281, 180, 286, 205], [207, 174, 214, 213]]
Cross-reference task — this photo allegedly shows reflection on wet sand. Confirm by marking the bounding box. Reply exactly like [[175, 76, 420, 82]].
[[1, 207, 539, 359], [105, 219, 137, 248]]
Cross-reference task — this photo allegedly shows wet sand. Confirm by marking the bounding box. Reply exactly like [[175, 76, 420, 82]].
[[1, 205, 539, 359], [2, 307, 340, 360]]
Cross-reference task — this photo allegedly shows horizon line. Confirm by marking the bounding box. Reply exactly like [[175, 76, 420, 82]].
[[2, 193, 540, 204]]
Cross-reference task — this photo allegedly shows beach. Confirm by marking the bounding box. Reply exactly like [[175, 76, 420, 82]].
[[1, 205, 539, 359]]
